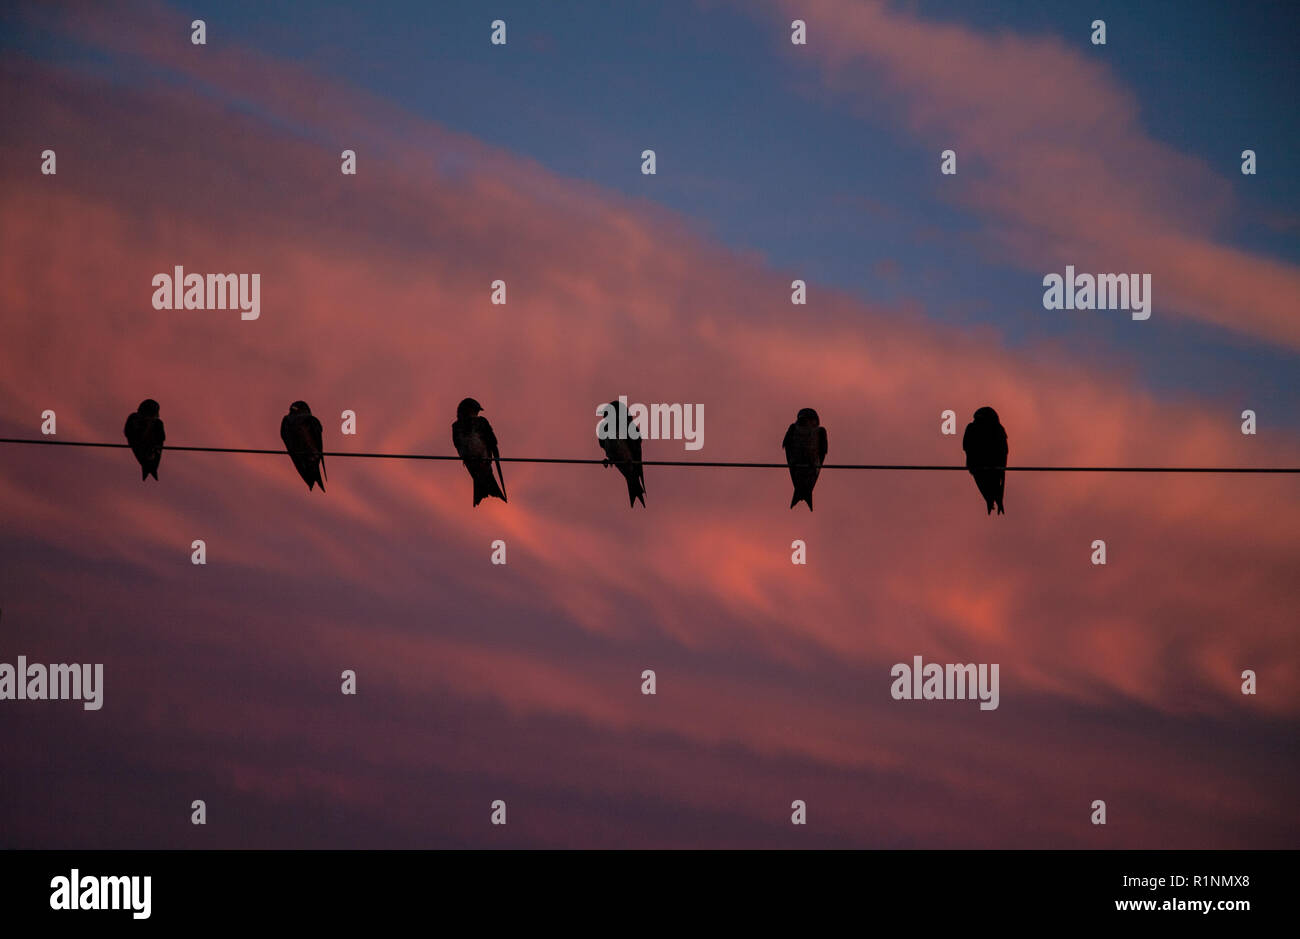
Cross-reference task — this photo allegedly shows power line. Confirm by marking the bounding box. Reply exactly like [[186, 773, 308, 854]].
[[1, 437, 1297, 473]]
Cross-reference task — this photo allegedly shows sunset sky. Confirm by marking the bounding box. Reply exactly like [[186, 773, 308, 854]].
[[0, 0, 1296, 848]]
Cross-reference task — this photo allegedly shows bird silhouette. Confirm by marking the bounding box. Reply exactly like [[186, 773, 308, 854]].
[[782, 408, 827, 510], [962, 406, 1007, 514], [598, 398, 645, 507], [452, 397, 507, 506], [280, 401, 326, 491], [123, 398, 165, 481]]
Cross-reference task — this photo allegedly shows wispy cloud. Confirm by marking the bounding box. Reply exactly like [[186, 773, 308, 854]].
[[759, 0, 1300, 348], [0, 1, 1295, 847]]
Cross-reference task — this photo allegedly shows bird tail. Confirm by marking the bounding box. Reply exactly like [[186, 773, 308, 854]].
[[141, 465, 149, 481], [791, 487, 813, 511], [473, 471, 506, 506], [149, 467, 159, 481], [493, 453, 507, 503], [627, 474, 646, 508]]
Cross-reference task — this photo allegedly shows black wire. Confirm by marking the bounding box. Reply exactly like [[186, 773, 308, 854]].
[[1, 437, 1296, 472]]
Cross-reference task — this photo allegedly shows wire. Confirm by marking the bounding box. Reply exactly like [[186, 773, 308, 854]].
[[1, 437, 1296, 472]]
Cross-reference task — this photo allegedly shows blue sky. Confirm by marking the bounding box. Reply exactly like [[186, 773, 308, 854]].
[[5, 0, 1297, 421], [2, 0, 1297, 852]]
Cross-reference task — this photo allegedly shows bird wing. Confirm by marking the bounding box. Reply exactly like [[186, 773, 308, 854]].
[[477, 416, 499, 454], [817, 426, 828, 462], [629, 432, 644, 487], [308, 416, 325, 479], [307, 416, 324, 455], [962, 423, 978, 467], [781, 423, 796, 455], [280, 415, 295, 450], [478, 416, 506, 499]]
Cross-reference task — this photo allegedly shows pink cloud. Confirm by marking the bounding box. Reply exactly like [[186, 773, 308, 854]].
[[764, 0, 1300, 349], [0, 6, 1295, 846]]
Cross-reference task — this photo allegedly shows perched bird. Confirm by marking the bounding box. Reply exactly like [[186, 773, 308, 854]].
[[598, 398, 645, 507], [962, 406, 1008, 515], [782, 408, 828, 511], [123, 398, 166, 481], [280, 401, 326, 491], [452, 397, 507, 506]]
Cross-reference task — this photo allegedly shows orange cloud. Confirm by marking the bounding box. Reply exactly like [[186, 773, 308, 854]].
[[0, 5, 1296, 847]]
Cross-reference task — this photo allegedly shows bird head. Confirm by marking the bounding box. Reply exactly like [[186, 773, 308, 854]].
[[973, 406, 1000, 425], [137, 398, 161, 417], [457, 397, 484, 420], [289, 401, 312, 415], [796, 407, 820, 427]]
